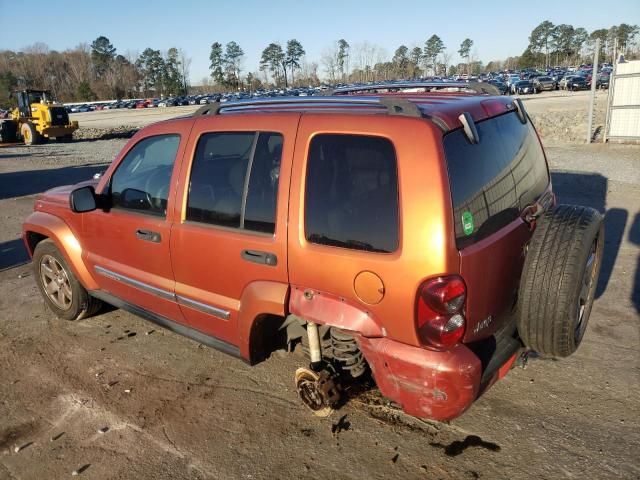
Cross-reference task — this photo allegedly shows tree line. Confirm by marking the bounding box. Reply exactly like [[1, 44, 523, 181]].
[[522, 21, 638, 68], [0, 22, 638, 107], [207, 22, 636, 88], [0, 36, 191, 107]]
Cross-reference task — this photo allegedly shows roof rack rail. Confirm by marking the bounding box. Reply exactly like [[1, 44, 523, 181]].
[[193, 103, 222, 116], [192, 96, 423, 118], [330, 81, 500, 96]]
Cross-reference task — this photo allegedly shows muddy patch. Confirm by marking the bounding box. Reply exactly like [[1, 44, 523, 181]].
[[430, 435, 501, 457], [0, 421, 38, 451]]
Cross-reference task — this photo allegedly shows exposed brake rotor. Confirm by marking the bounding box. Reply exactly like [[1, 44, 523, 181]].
[[295, 367, 340, 417]]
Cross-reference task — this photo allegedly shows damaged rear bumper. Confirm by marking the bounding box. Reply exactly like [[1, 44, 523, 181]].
[[357, 336, 513, 421]]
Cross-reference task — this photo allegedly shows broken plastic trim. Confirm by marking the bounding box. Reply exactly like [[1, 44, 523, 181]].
[[458, 112, 480, 144], [513, 98, 528, 124]]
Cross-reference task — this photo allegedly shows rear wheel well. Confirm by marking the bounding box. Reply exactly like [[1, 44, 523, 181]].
[[248, 314, 287, 365], [25, 231, 48, 255]]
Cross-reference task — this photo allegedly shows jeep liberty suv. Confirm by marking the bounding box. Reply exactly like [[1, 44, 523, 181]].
[[23, 82, 603, 421]]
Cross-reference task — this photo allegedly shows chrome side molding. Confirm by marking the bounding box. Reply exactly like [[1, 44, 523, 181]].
[[94, 265, 231, 321], [95, 265, 175, 301], [176, 295, 230, 321]]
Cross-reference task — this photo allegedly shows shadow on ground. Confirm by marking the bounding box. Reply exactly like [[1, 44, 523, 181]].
[[551, 171, 628, 300], [0, 163, 107, 200], [0, 153, 31, 159], [0, 238, 29, 271], [629, 213, 640, 313]]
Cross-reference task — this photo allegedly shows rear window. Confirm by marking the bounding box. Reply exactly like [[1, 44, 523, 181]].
[[443, 111, 549, 249]]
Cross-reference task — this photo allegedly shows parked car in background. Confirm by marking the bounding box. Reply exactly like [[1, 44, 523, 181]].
[[597, 72, 610, 89], [487, 79, 508, 94], [533, 76, 556, 92], [506, 74, 521, 90], [69, 104, 89, 113], [560, 76, 588, 91], [558, 76, 572, 90], [158, 98, 177, 108], [512, 80, 535, 94]]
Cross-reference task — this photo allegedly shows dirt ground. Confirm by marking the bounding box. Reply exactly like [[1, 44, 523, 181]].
[[0, 93, 639, 480]]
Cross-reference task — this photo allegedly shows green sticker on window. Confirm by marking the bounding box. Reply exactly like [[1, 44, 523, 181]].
[[462, 211, 474, 236]]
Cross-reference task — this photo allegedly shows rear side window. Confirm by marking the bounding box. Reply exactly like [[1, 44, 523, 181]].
[[443, 111, 549, 249], [186, 131, 282, 233], [305, 134, 399, 253]]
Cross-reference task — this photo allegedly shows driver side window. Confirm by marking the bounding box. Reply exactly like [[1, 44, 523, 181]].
[[110, 134, 180, 217]]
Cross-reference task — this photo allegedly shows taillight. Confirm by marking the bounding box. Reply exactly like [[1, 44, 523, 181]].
[[416, 275, 467, 349]]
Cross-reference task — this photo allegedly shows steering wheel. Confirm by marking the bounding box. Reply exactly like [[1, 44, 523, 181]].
[[144, 167, 171, 212]]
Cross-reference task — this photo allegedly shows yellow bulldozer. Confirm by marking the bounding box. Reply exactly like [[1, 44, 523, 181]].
[[0, 89, 79, 145]]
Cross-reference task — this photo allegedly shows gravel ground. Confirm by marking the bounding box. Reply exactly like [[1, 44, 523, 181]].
[[0, 92, 638, 480]]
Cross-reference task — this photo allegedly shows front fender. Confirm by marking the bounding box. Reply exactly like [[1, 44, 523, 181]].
[[22, 211, 99, 290]]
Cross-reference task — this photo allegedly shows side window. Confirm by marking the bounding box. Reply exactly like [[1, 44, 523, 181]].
[[110, 134, 180, 217], [305, 134, 399, 253], [186, 132, 283, 234]]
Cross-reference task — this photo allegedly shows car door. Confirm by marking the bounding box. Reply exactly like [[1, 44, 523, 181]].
[[82, 123, 189, 321], [170, 114, 299, 345]]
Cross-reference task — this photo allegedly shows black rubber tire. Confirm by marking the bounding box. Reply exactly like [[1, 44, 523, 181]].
[[0, 120, 17, 143], [33, 239, 102, 320], [517, 205, 604, 357], [21, 122, 42, 145]]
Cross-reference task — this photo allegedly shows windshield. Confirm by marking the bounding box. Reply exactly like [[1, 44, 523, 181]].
[[27, 91, 55, 104]]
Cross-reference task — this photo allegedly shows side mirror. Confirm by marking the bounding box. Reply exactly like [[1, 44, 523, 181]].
[[70, 186, 97, 213]]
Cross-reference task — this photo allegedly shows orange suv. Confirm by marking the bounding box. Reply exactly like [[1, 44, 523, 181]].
[[23, 83, 604, 421]]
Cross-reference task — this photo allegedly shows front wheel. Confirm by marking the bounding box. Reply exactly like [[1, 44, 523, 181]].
[[21, 122, 42, 145], [33, 239, 102, 320]]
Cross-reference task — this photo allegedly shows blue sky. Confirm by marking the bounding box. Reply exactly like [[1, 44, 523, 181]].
[[0, 0, 638, 82]]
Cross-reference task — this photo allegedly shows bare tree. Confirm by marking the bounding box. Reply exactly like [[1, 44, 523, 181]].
[[177, 48, 192, 94], [321, 44, 339, 83], [440, 50, 452, 76]]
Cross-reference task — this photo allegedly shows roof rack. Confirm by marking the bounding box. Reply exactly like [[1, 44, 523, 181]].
[[330, 81, 501, 96], [192, 96, 423, 118]]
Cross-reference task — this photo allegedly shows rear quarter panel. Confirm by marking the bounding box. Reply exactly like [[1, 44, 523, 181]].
[[287, 114, 459, 346]]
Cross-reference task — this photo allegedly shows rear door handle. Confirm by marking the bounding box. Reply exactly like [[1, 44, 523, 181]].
[[135, 229, 161, 243], [241, 249, 277, 266]]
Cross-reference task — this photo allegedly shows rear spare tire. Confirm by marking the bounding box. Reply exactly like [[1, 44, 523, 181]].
[[517, 205, 604, 357]]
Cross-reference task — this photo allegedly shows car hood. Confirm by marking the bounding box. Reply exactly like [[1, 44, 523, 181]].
[[36, 178, 99, 206]]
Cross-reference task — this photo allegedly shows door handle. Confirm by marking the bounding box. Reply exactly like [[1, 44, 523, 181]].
[[135, 229, 161, 243], [241, 249, 277, 266]]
